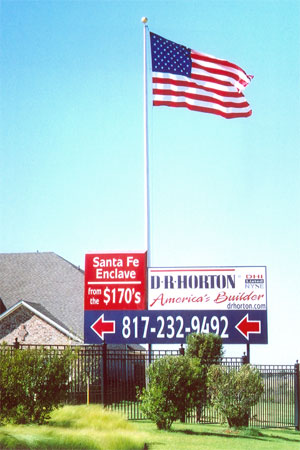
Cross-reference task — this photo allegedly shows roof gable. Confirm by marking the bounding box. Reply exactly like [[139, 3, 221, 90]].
[[0, 252, 84, 339], [0, 300, 82, 342]]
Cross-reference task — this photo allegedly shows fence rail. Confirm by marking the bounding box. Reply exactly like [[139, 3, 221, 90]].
[[2, 344, 299, 429]]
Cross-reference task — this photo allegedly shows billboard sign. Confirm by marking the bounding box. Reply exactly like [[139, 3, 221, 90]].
[[84, 252, 147, 311], [84, 309, 268, 345], [145, 266, 268, 344], [148, 267, 267, 311], [85, 263, 267, 345]]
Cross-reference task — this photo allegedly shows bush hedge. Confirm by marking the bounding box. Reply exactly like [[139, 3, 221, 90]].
[[139, 354, 206, 430], [207, 364, 264, 427], [0, 344, 75, 424]]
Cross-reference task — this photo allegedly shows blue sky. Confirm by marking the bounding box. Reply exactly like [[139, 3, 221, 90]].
[[1, 0, 299, 364]]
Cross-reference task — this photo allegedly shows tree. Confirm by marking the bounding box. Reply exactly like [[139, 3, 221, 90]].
[[139, 355, 206, 430], [207, 364, 264, 427]]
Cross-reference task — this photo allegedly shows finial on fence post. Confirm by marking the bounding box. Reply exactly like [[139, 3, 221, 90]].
[[242, 352, 249, 365], [13, 337, 20, 350]]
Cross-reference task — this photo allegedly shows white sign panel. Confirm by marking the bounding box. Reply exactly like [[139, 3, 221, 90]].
[[148, 266, 267, 312]]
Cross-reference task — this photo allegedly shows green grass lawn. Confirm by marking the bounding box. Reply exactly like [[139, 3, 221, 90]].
[[0, 405, 299, 450], [133, 421, 300, 450]]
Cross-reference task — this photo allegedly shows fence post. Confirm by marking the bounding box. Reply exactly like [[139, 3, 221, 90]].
[[87, 374, 90, 405], [13, 337, 20, 350], [101, 342, 107, 407], [241, 352, 250, 426], [295, 360, 300, 431], [242, 352, 249, 365], [179, 344, 185, 423]]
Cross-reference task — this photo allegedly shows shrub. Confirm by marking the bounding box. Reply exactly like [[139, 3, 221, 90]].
[[207, 364, 264, 427], [185, 333, 223, 420], [0, 344, 76, 424], [139, 355, 206, 430], [185, 332, 223, 364]]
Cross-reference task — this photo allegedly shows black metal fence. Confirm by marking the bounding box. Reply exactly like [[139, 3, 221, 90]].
[[3, 344, 300, 429]]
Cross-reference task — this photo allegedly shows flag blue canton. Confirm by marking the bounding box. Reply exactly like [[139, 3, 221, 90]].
[[150, 32, 192, 77]]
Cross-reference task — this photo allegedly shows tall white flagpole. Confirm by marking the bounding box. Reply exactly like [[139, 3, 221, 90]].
[[142, 17, 151, 268], [141, 17, 152, 360]]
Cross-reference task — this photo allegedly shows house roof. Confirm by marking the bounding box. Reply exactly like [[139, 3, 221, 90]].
[[0, 300, 82, 342], [0, 252, 84, 340]]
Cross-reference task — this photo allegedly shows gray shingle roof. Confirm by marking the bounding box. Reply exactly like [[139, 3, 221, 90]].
[[0, 252, 84, 339]]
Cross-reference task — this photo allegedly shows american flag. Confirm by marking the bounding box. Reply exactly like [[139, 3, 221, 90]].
[[150, 32, 253, 119]]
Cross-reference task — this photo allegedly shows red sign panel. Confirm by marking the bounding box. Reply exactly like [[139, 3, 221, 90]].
[[84, 253, 147, 311]]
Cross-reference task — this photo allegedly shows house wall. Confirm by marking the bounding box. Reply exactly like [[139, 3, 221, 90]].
[[0, 305, 78, 345]]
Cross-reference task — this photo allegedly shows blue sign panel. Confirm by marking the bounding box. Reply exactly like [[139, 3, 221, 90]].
[[84, 310, 268, 345]]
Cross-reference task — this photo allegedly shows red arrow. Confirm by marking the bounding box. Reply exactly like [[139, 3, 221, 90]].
[[235, 314, 261, 340], [91, 314, 115, 340]]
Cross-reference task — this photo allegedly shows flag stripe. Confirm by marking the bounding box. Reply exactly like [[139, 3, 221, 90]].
[[192, 51, 250, 77], [191, 72, 235, 89], [191, 51, 252, 91], [154, 92, 251, 114], [152, 75, 245, 98], [150, 32, 253, 119], [153, 88, 250, 108], [153, 100, 252, 119], [192, 61, 246, 90]]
